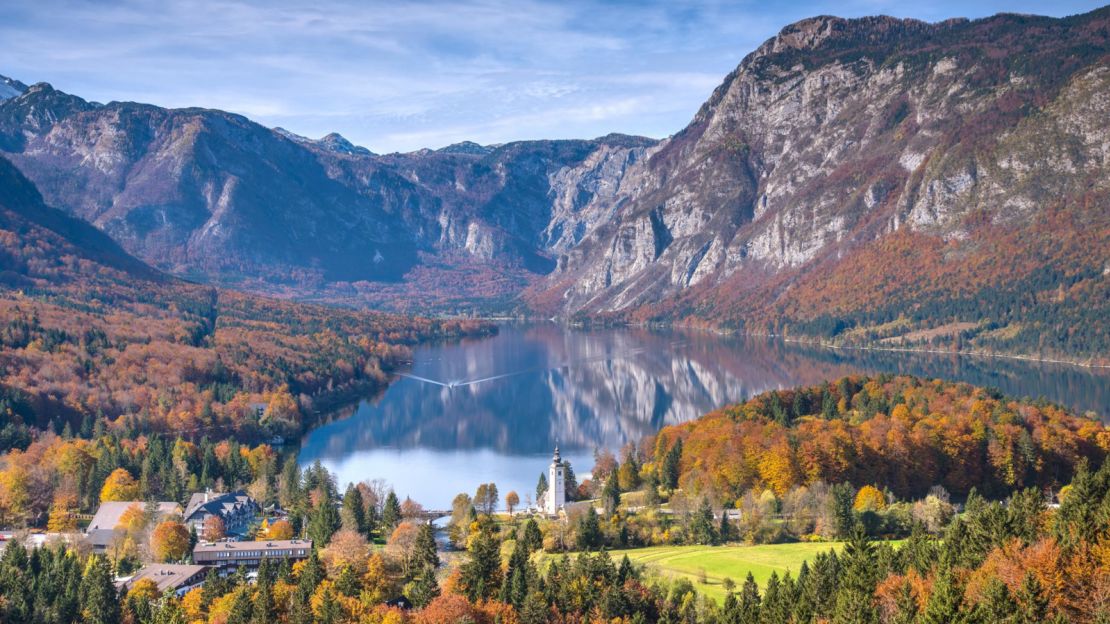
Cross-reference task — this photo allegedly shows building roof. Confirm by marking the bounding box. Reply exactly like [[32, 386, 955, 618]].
[[183, 491, 256, 522], [85, 528, 120, 549], [87, 501, 182, 532], [193, 538, 312, 555], [119, 564, 209, 593]]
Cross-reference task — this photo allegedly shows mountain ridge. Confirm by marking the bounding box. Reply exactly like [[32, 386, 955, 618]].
[[1, 8, 1108, 359]]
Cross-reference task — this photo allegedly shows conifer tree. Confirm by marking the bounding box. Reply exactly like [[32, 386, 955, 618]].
[[576, 506, 603, 550], [1015, 573, 1049, 624], [79, 555, 121, 624], [521, 518, 543, 552], [317, 586, 342, 624], [602, 475, 621, 516], [307, 495, 340, 546], [152, 596, 187, 624], [407, 564, 440, 608], [690, 497, 718, 545], [413, 521, 440, 571], [334, 565, 359, 598], [920, 560, 965, 624], [226, 586, 253, 624], [762, 572, 791, 624], [536, 473, 548, 502], [0, 541, 31, 621], [974, 578, 1016, 624], [661, 439, 683, 490], [458, 523, 502, 601], [832, 526, 878, 624], [891, 580, 918, 624], [719, 507, 734, 543], [737, 572, 761, 624], [381, 490, 402, 533], [340, 484, 367, 535]]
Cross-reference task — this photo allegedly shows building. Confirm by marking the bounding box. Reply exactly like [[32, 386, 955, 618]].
[[192, 539, 312, 573], [544, 445, 566, 515], [118, 564, 209, 596], [183, 490, 258, 536], [85, 501, 182, 554]]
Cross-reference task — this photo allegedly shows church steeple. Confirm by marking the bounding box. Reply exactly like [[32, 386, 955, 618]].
[[545, 444, 566, 515]]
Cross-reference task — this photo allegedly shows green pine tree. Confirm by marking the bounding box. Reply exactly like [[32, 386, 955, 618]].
[[381, 490, 402, 533], [79, 556, 121, 624], [407, 565, 440, 608], [413, 522, 440, 571], [1015, 573, 1049, 624], [973, 578, 1016, 624], [458, 523, 502, 601], [832, 526, 878, 624], [891, 580, 918, 624], [307, 495, 340, 546], [920, 562, 966, 624], [576, 506, 603, 550]]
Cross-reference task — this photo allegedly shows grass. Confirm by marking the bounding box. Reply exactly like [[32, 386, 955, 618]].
[[604, 542, 847, 603]]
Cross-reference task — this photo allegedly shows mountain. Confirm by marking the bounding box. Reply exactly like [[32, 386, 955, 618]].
[[0, 9, 1108, 359], [274, 127, 376, 156], [530, 10, 1110, 358], [0, 75, 27, 100], [0, 84, 656, 310], [0, 154, 161, 287]]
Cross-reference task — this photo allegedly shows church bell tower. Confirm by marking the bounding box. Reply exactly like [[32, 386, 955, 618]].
[[545, 445, 566, 515]]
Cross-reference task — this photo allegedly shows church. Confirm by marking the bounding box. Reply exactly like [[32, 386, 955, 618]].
[[544, 445, 566, 515]]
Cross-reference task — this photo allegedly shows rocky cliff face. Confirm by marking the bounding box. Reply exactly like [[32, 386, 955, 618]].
[[0, 85, 655, 308], [530, 10, 1110, 357], [1, 9, 1107, 357]]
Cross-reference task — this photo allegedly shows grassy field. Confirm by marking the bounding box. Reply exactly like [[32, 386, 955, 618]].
[[604, 542, 846, 603]]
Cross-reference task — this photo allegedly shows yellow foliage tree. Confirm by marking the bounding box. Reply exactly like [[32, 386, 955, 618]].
[[266, 518, 294, 540], [47, 491, 79, 532], [127, 577, 162, 602], [854, 485, 887, 511], [99, 468, 140, 502]]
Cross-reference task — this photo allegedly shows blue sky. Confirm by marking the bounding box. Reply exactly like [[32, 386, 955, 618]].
[[1, 0, 1106, 153]]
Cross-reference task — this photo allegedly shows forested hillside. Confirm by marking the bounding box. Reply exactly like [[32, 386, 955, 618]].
[[648, 375, 1109, 502], [0, 154, 491, 450]]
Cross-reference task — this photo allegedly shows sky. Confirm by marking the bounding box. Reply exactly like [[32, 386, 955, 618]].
[[1, 0, 1107, 153]]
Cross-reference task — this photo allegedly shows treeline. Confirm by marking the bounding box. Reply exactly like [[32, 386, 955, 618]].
[[645, 375, 1107, 502], [1, 453, 1108, 622]]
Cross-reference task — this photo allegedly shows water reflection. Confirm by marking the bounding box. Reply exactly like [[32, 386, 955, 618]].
[[298, 324, 1108, 508]]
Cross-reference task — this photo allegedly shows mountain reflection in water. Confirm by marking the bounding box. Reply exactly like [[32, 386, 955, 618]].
[[298, 324, 1108, 509]]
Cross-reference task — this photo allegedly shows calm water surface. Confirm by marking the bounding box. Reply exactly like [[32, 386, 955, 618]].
[[298, 324, 1109, 509]]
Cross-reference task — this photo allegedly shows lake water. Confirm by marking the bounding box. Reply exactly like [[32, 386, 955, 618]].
[[298, 323, 1109, 510]]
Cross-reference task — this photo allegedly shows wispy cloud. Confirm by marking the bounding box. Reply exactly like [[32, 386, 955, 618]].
[[1, 0, 1106, 152]]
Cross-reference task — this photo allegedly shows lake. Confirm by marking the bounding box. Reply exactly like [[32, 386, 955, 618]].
[[298, 323, 1109, 510]]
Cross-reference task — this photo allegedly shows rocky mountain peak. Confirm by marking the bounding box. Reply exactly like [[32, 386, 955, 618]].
[[438, 140, 492, 155], [0, 74, 27, 100]]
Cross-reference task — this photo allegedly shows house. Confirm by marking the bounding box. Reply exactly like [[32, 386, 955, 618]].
[[192, 539, 312, 574], [183, 490, 258, 536], [117, 564, 209, 596], [85, 501, 183, 554]]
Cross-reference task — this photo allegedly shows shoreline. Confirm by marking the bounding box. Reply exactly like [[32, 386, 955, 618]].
[[452, 315, 1108, 371]]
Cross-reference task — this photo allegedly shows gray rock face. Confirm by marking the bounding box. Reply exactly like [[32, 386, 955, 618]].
[[0, 75, 27, 100], [0, 84, 655, 303], [535, 10, 1110, 328]]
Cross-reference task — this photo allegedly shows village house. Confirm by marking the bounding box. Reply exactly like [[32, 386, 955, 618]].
[[192, 539, 312, 574], [85, 501, 182, 554], [183, 490, 259, 536], [117, 563, 209, 596]]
